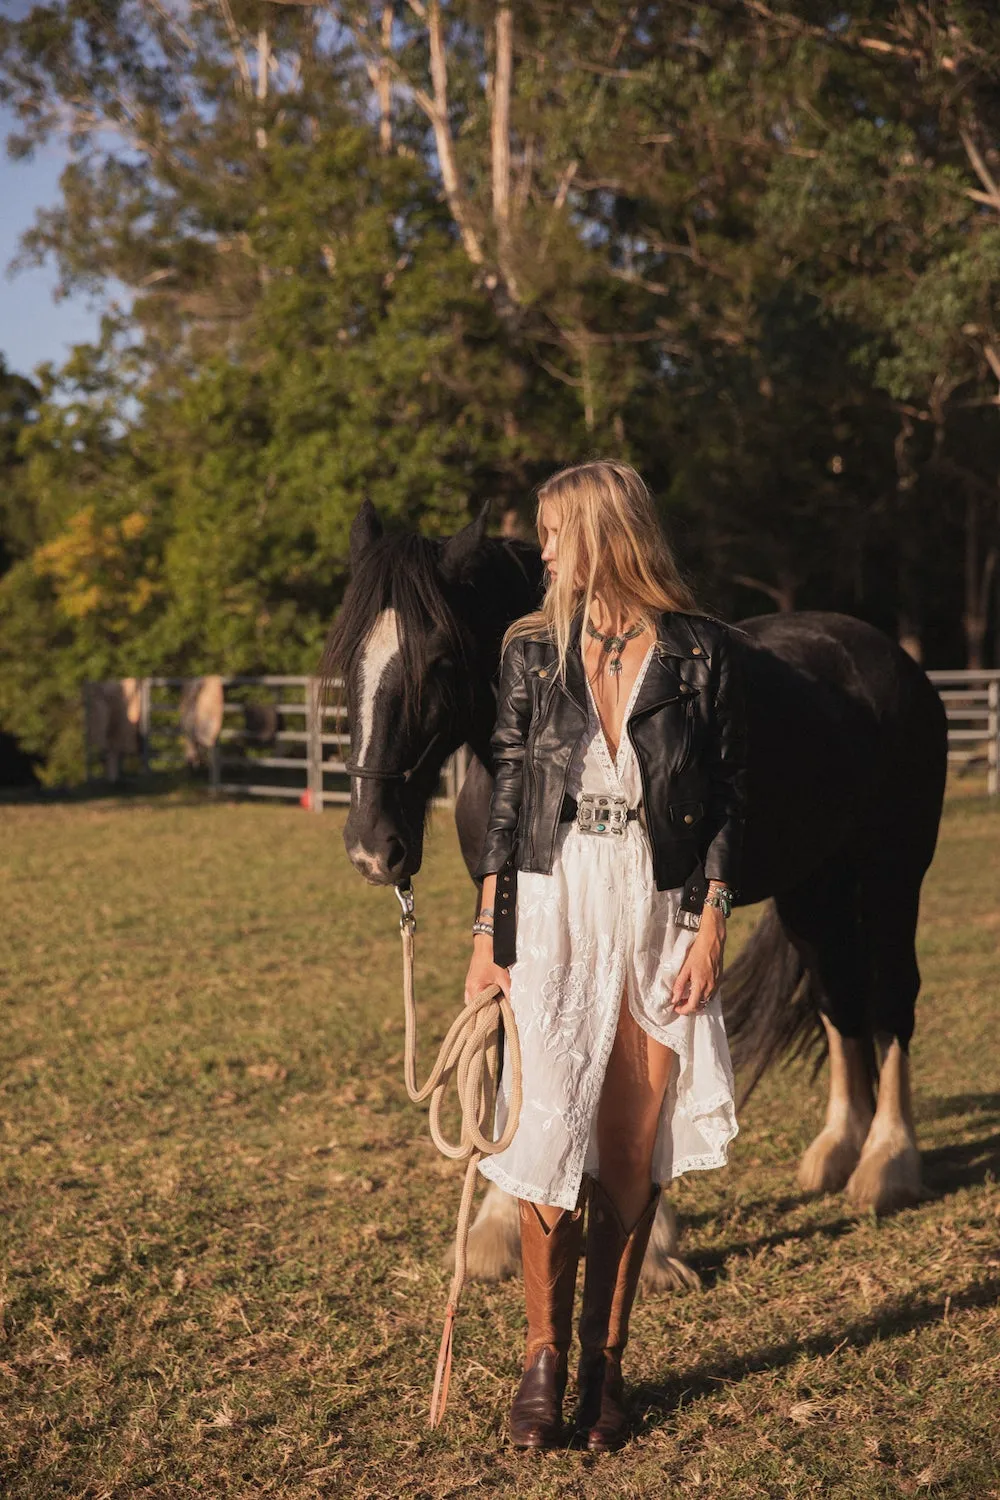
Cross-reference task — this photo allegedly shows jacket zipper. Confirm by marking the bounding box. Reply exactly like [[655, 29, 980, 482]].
[[522, 733, 536, 866], [675, 695, 697, 774]]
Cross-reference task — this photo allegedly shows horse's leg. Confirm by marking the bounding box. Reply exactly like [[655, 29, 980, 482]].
[[775, 866, 876, 1195], [845, 867, 923, 1213], [846, 1036, 921, 1213], [460, 1183, 522, 1281], [797, 1013, 875, 1194], [640, 1195, 701, 1293], [457, 1176, 698, 1290]]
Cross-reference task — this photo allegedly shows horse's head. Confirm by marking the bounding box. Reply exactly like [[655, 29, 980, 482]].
[[324, 499, 524, 885]]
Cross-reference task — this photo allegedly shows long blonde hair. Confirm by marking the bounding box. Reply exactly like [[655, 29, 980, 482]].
[[503, 459, 699, 679]]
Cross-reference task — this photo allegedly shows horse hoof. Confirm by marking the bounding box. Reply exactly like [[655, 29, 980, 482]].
[[797, 1126, 868, 1196], [639, 1253, 701, 1294], [449, 1189, 521, 1282], [639, 1197, 700, 1293], [845, 1138, 923, 1215]]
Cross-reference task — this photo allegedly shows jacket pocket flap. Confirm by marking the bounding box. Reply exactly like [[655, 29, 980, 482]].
[[668, 799, 705, 828]]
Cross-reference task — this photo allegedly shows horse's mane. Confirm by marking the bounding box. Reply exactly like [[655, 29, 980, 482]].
[[318, 531, 470, 734]]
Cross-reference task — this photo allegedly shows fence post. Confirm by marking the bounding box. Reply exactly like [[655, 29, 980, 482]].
[[307, 676, 324, 813], [989, 680, 999, 798], [140, 677, 151, 776], [82, 683, 92, 784]]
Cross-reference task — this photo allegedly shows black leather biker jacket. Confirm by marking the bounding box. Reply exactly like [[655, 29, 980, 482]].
[[474, 610, 748, 903]]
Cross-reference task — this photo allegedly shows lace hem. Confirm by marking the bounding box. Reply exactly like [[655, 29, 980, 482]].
[[667, 1126, 739, 1180], [479, 1118, 740, 1199], [477, 1156, 585, 1213]]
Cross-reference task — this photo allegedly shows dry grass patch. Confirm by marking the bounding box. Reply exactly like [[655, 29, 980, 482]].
[[0, 791, 998, 1498]]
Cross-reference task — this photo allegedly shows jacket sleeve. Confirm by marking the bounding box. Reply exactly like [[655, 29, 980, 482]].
[[701, 626, 748, 894], [473, 637, 533, 879]]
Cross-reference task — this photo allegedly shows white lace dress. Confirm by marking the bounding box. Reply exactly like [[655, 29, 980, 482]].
[[478, 640, 739, 1211]]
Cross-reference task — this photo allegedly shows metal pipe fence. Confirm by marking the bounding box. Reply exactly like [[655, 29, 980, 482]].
[[926, 670, 1000, 797], [84, 668, 1000, 802], [83, 674, 472, 809]]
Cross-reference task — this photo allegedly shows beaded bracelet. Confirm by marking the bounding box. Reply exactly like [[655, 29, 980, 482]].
[[472, 920, 495, 938], [704, 886, 734, 918]]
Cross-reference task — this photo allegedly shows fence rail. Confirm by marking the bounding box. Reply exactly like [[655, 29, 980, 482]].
[[83, 674, 471, 809], [84, 667, 1000, 804], [926, 670, 1000, 797]]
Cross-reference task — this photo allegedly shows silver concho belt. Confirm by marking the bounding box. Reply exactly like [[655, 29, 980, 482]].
[[575, 790, 639, 837]]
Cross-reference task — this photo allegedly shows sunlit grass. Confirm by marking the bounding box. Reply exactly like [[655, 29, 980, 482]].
[[1, 791, 998, 1497]]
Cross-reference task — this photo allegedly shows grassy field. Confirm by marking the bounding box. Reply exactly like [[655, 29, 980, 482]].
[[1, 790, 999, 1499]]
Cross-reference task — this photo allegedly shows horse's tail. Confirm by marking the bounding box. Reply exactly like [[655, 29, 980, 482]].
[[723, 901, 846, 1110]]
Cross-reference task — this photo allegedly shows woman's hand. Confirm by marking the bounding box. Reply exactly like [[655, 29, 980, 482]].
[[465, 935, 511, 1005], [671, 906, 726, 1015]]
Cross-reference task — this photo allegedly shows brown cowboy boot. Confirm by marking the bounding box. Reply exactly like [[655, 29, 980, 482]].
[[508, 1198, 585, 1449], [575, 1177, 661, 1453]]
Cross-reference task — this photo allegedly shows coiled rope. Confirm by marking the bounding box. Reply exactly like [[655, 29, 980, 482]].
[[395, 882, 522, 1427]]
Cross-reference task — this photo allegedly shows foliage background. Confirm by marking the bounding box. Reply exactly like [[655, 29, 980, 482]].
[[2, 2, 1000, 781]]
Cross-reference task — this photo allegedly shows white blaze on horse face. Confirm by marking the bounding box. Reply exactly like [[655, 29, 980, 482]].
[[356, 607, 401, 764]]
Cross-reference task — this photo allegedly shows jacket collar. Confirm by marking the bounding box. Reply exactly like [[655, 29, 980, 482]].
[[552, 609, 708, 721]]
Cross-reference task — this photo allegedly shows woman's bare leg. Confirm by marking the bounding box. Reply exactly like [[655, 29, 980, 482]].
[[596, 985, 675, 1227]]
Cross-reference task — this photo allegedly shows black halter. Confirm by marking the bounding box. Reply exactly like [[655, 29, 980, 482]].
[[344, 731, 443, 784]]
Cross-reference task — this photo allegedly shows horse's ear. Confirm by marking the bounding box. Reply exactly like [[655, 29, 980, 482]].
[[349, 499, 383, 569], [440, 499, 491, 581]]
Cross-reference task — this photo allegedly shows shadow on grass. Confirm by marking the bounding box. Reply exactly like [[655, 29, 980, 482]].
[[686, 1214, 858, 1287], [0, 770, 210, 807], [922, 1128, 1000, 1193], [917, 1090, 1000, 1125], [0, 771, 329, 815], [677, 1190, 818, 1233], [630, 1272, 1000, 1439]]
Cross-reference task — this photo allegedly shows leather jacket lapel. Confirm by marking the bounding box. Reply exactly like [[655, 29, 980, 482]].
[[552, 612, 589, 719], [630, 615, 692, 718]]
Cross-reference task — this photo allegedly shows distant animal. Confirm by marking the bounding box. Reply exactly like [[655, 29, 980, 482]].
[[242, 701, 284, 747], [179, 676, 225, 768], [85, 679, 143, 783], [322, 500, 947, 1290]]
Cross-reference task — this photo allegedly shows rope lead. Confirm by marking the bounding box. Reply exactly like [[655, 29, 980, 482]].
[[395, 883, 522, 1427]]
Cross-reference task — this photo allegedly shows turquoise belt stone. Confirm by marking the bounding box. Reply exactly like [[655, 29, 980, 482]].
[[560, 791, 640, 837]]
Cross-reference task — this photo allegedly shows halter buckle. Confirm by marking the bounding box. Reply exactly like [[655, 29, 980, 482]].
[[395, 882, 416, 932]]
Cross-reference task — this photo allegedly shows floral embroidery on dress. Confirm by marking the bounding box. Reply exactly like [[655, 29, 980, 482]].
[[529, 959, 595, 1066]]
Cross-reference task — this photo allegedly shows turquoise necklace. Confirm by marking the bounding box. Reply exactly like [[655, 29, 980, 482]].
[[585, 617, 646, 678]]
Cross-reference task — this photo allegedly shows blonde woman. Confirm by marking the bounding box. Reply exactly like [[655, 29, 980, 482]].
[[464, 460, 746, 1452]]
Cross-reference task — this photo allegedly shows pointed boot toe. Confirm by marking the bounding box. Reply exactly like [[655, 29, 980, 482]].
[[509, 1345, 567, 1449], [508, 1199, 584, 1452], [575, 1350, 628, 1452], [575, 1179, 660, 1453]]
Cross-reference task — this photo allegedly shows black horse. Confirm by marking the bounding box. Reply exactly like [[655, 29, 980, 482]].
[[324, 500, 948, 1289]]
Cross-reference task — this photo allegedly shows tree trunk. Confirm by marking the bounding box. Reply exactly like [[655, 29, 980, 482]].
[[894, 413, 923, 663], [963, 490, 998, 669]]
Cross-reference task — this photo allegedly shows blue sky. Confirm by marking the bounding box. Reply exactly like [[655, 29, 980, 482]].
[[1, 103, 110, 379]]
